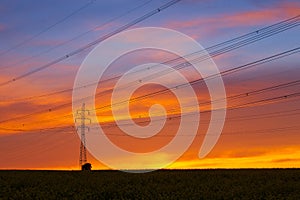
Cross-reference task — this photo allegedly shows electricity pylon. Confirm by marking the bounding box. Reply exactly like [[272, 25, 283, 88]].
[[75, 103, 91, 168]]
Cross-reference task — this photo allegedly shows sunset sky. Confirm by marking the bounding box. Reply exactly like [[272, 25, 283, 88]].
[[0, 0, 299, 170]]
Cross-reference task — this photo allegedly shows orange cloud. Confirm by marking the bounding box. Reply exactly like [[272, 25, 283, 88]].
[[170, 145, 300, 169], [166, 2, 300, 38], [223, 2, 300, 27]]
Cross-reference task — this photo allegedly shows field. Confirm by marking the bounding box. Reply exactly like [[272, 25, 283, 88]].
[[0, 169, 299, 199]]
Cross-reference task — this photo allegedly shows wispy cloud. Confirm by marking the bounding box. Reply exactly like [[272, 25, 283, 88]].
[[0, 24, 5, 32], [165, 1, 300, 39]]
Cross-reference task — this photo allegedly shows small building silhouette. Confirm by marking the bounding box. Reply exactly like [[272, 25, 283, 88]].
[[81, 163, 92, 171]]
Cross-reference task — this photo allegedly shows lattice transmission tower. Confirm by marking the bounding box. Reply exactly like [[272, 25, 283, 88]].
[[75, 103, 91, 168]]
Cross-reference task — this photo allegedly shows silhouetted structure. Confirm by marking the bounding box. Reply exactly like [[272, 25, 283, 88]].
[[81, 163, 92, 171], [76, 103, 92, 170]]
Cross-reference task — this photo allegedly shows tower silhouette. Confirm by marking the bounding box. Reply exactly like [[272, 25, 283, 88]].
[[75, 103, 91, 169]]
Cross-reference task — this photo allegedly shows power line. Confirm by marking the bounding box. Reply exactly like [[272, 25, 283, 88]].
[[98, 91, 300, 129], [93, 47, 300, 111], [146, 79, 300, 117], [1, 15, 299, 102], [0, 104, 300, 136], [3, 106, 300, 133], [2, 69, 300, 132], [1, 77, 299, 130], [113, 14, 300, 85], [4, 123, 298, 164], [101, 125, 300, 137], [6, 97, 300, 132], [143, 18, 300, 82], [0, 0, 182, 87], [0, 0, 96, 57], [0, 126, 73, 133], [0, 0, 153, 71], [0, 47, 298, 125], [226, 108, 300, 122]]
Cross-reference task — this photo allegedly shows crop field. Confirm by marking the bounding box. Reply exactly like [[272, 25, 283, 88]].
[[0, 169, 299, 199]]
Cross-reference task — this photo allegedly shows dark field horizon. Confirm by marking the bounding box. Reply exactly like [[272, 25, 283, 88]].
[[1, 169, 299, 199]]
